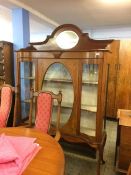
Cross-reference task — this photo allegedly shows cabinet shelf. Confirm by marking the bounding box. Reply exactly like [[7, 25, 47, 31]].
[[0, 75, 5, 80], [21, 99, 31, 103], [82, 81, 98, 85], [80, 127, 96, 137], [21, 76, 35, 80], [44, 78, 72, 83], [54, 101, 97, 112], [44, 78, 98, 85], [81, 105, 97, 112], [0, 61, 4, 64]]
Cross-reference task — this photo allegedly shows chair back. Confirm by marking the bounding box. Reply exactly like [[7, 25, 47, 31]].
[[29, 90, 62, 135], [35, 92, 52, 133], [0, 84, 13, 127]]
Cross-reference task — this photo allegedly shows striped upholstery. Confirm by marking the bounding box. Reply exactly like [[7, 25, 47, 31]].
[[35, 92, 52, 133], [0, 86, 12, 127]]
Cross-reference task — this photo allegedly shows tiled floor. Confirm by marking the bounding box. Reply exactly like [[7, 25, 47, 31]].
[[63, 120, 124, 175]]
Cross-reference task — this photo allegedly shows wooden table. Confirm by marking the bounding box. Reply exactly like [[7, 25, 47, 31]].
[[0, 127, 65, 175]]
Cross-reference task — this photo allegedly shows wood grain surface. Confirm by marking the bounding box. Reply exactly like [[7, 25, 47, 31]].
[[0, 127, 65, 175]]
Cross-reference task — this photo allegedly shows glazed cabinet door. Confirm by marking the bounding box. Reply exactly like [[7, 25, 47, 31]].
[[39, 59, 80, 135], [80, 59, 105, 141]]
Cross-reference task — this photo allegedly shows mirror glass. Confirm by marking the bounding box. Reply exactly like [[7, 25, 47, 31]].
[[55, 31, 79, 49]]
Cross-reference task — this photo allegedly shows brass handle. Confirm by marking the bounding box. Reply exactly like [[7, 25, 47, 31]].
[[115, 64, 121, 70], [115, 64, 118, 70], [118, 64, 121, 70]]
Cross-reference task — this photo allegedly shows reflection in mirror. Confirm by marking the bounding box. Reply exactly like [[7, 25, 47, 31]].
[[42, 63, 74, 127], [80, 64, 99, 137], [55, 31, 79, 49]]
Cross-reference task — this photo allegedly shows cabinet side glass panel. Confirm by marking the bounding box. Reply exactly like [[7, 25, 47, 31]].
[[20, 62, 35, 119], [80, 64, 98, 136], [42, 63, 74, 127]]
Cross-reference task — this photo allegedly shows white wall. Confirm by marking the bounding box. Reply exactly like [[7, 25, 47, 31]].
[[1, 5, 131, 42], [87, 25, 131, 40], [0, 5, 52, 43], [0, 5, 13, 42]]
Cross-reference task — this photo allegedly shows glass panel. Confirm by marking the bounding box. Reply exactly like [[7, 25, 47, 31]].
[[42, 63, 74, 127], [80, 64, 98, 137], [0, 48, 3, 61], [20, 62, 35, 119]]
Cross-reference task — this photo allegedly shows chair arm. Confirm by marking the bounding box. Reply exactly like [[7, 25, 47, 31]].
[[54, 130, 61, 142]]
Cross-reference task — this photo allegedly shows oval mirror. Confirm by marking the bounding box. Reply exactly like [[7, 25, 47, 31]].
[[55, 30, 79, 49], [42, 63, 74, 127]]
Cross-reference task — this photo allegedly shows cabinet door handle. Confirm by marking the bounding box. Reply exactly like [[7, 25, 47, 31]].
[[118, 64, 121, 70], [115, 64, 118, 70], [115, 64, 121, 70]]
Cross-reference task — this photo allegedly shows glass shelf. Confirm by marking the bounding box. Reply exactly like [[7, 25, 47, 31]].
[[54, 101, 96, 112], [0, 61, 4, 64], [80, 127, 96, 137], [45, 78, 98, 85], [21, 99, 31, 103], [21, 76, 35, 80], [82, 81, 98, 85], [81, 105, 97, 112], [0, 76, 5, 80], [44, 78, 72, 83]]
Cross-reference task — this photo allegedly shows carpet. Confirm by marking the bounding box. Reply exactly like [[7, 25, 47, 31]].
[[64, 151, 97, 175], [60, 141, 98, 175]]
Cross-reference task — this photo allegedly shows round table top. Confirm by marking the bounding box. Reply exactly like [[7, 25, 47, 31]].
[[0, 127, 65, 175]]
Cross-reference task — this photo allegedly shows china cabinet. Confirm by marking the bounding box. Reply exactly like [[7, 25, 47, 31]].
[[15, 24, 112, 175], [0, 41, 14, 126], [0, 41, 14, 85]]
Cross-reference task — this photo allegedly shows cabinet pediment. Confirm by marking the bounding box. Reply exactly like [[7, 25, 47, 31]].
[[20, 24, 113, 52]]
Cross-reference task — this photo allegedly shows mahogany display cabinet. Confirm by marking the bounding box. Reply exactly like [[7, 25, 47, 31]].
[[15, 24, 113, 175]]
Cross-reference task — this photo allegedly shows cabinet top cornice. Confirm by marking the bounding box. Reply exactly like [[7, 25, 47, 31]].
[[17, 24, 113, 52]]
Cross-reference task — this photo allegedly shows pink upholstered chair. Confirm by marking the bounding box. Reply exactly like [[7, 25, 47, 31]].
[[0, 84, 14, 127], [29, 90, 62, 141]]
